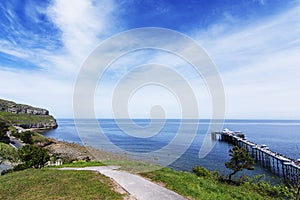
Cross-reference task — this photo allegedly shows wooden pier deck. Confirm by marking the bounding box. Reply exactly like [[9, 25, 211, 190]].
[[213, 129, 300, 185]]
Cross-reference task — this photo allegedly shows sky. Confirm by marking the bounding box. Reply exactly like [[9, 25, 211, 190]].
[[0, 0, 300, 119]]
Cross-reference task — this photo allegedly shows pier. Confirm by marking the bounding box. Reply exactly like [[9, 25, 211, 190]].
[[213, 129, 300, 185]]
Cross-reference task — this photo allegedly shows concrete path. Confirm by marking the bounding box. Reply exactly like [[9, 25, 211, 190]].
[[59, 166, 186, 200]]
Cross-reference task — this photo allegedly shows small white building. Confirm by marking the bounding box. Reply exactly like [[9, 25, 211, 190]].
[[47, 159, 63, 166]]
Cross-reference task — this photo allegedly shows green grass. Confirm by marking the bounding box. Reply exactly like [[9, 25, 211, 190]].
[[102, 159, 161, 173], [31, 131, 49, 144], [1, 158, 296, 199], [141, 167, 296, 200], [50, 159, 160, 173], [49, 160, 106, 168], [0, 142, 18, 162], [0, 111, 56, 126], [0, 168, 123, 200]]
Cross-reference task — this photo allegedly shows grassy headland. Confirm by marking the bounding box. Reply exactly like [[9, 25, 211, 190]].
[[0, 111, 57, 130], [0, 98, 57, 130]]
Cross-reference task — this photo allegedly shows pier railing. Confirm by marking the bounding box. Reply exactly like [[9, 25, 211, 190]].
[[213, 130, 300, 185]]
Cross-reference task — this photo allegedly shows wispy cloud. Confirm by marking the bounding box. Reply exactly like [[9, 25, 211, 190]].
[[196, 4, 300, 118], [0, 0, 119, 117], [46, 0, 116, 69], [0, 1, 299, 119]]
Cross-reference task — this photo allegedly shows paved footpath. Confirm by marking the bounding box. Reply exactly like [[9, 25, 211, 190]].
[[59, 166, 186, 200]]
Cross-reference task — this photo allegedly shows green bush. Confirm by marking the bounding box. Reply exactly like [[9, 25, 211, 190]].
[[242, 180, 296, 199], [18, 145, 50, 169], [19, 131, 33, 144], [0, 142, 18, 162], [193, 166, 211, 177], [0, 119, 10, 144], [13, 163, 30, 171]]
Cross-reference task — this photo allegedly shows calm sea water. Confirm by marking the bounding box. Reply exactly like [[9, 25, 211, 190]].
[[44, 119, 300, 180]]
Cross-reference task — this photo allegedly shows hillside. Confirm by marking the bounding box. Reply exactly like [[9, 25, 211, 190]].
[[0, 99, 57, 130], [0, 161, 296, 200], [0, 168, 124, 200]]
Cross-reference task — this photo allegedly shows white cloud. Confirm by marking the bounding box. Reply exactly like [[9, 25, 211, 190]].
[[0, 40, 27, 58], [46, 0, 116, 72], [0, 0, 119, 117], [1, 1, 300, 119], [195, 4, 300, 119]]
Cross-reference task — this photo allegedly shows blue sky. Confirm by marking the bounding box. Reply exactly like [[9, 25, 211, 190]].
[[0, 0, 300, 119]]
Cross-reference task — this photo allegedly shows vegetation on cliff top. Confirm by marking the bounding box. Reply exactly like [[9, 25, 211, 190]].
[[0, 99, 48, 115], [0, 98, 57, 129], [0, 111, 57, 129]]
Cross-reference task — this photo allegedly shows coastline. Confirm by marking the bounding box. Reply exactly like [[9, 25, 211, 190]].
[[43, 137, 162, 173], [1, 128, 298, 199], [44, 137, 130, 162]]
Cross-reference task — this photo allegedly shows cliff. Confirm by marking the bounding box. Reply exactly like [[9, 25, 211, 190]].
[[0, 99, 58, 130], [0, 99, 49, 115]]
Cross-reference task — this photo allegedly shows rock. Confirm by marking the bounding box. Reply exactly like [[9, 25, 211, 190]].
[[0, 99, 58, 130], [0, 99, 49, 115]]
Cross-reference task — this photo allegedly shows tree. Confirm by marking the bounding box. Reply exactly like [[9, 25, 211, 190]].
[[19, 131, 33, 144], [18, 145, 50, 169], [0, 119, 10, 144], [225, 146, 255, 181]]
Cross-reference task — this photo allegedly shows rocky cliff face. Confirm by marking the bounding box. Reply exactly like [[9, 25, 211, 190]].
[[0, 99, 58, 130], [16, 121, 58, 129], [0, 99, 49, 115]]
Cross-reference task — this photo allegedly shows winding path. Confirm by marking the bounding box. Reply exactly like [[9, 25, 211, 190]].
[[59, 166, 186, 200]]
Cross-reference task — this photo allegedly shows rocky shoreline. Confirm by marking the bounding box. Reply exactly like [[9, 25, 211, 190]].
[[0, 136, 130, 174], [44, 138, 130, 163]]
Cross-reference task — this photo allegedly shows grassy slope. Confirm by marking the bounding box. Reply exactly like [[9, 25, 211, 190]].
[[0, 168, 123, 200], [1, 119, 295, 200], [0, 142, 18, 162], [0, 111, 56, 126], [141, 167, 295, 200], [1, 159, 296, 199], [50, 160, 106, 168], [50, 160, 296, 199]]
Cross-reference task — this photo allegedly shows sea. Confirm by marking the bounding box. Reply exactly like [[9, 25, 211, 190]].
[[43, 119, 300, 182]]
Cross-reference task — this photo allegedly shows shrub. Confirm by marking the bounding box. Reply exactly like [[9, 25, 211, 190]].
[[13, 163, 30, 171], [18, 145, 50, 169], [193, 166, 211, 177], [17, 131, 33, 144], [0, 119, 10, 144], [0, 142, 18, 162]]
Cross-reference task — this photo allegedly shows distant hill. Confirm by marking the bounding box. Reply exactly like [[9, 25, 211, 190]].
[[0, 99, 57, 130]]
